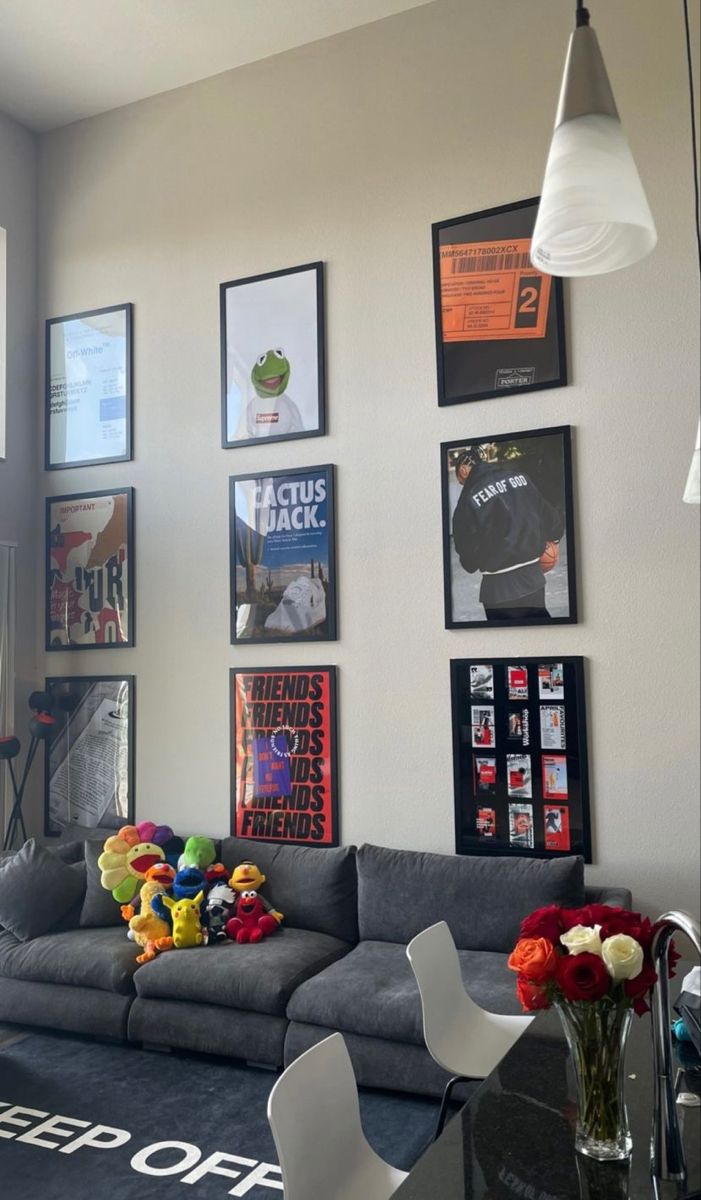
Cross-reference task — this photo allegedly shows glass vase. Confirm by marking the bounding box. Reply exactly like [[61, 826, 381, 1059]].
[[555, 1000, 633, 1161]]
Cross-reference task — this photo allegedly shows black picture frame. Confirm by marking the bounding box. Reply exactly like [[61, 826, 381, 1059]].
[[229, 464, 337, 644], [451, 657, 591, 862], [441, 425, 577, 628], [432, 198, 566, 406], [220, 262, 326, 449], [45, 487, 135, 650], [230, 665, 339, 847], [44, 674, 135, 838], [45, 302, 133, 470]]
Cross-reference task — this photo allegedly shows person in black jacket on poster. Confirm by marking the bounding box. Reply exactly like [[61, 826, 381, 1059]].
[[452, 446, 564, 620]]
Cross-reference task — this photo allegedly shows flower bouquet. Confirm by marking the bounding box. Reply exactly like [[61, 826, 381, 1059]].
[[507, 903, 677, 1161]]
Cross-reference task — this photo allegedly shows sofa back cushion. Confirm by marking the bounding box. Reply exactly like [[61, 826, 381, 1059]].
[[80, 841, 126, 927], [219, 837, 358, 943], [0, 839, 86, 941], [357, 843, 585, 952]]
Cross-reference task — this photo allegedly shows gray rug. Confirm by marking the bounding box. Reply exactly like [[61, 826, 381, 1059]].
[[0, 1031, 439, 1199]]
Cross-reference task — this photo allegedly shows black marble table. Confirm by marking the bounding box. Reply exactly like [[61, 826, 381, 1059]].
[[395, 1006, 700, 1200]]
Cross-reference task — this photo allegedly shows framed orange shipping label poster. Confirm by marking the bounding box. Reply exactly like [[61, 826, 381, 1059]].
[[433, 198, 567, 405], [230, 666, 339, 846]]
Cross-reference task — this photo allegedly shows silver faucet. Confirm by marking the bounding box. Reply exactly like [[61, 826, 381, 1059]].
[[651, 909, 701, 1182]]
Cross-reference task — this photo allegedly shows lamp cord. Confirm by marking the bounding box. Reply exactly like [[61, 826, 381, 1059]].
[[576, 0, 591, 28], [683, 0, 701, 280]]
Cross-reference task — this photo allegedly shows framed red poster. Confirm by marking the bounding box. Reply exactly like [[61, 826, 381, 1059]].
[[432, 198, 567, 405], [230, 666, 338, 846]]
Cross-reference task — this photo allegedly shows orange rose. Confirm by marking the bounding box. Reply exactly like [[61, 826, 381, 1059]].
[[507, 936, 558, 982], [516, 976, 550, 1012]]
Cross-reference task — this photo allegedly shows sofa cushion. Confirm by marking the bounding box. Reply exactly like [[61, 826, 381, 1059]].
[[0, 925, 140, 994], [80, 841, 125, 928], [357, 844, 585, 952], [219, 837, 358, 943], [134, 928, 351, 1017], [286, 940, 519, 1045], [0, 839, 86, 941]]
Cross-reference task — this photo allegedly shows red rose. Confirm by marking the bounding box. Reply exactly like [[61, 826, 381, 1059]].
[[623, 959, 657, 1001], [599, 910, 651, 949], [516, 976, 550, 1012], [519, 905, 564, 943], [555, 952, 610, 1002]]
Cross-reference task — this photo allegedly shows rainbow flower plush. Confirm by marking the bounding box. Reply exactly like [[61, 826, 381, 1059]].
[[98, 821, 174, 903]]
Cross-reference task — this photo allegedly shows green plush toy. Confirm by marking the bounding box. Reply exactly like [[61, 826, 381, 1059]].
[[177, 836, 217, 873]]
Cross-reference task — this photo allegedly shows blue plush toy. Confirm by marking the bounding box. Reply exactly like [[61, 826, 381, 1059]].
[[152, 866, 207, 925]]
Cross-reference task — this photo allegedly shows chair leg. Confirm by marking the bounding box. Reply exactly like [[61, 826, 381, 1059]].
[[434, 1075, 474, 1141]]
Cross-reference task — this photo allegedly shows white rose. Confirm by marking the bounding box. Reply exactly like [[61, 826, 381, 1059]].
[[560, 924, 602, 956], [601, 934, 644, 981]]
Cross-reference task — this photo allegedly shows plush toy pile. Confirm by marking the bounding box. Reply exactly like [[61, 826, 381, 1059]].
[[98, 828, 284, 962]]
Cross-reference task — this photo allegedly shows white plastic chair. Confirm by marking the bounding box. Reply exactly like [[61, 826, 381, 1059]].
[[267, 1032, 408, 1200], [406, 920, 533, 1138]]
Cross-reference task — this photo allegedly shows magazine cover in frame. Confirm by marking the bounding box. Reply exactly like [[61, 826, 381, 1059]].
[[230, 465, 337, 643], [451, 656, 591, 862], [220, 262, 325, 448], [441, 425, 577, 628], [44, 675, 134, 837], [46, 488, 134, 649], [231, 666, 338, 846]]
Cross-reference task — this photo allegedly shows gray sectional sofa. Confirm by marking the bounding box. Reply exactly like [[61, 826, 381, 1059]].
[[0, 836, 631, 1097]]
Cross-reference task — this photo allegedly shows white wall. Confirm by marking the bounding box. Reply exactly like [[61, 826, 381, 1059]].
[[36, 0, 700, 917], [0, 110, 39, 831]]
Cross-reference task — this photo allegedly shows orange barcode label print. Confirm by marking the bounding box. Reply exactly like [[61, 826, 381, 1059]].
[[439, 237, 551, 342]]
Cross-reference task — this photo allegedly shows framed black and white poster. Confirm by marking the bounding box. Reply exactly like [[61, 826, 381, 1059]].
[[230, 464, 337, 643], [451, 657, 591, 861], [46, 488, 134, 649], [220, 262, 325, 448], [432, 198, 566, 405], [45, 303, 133, 469], [231, 666, 339, 846], [441, 425, 577, 628], [44, 676, 134, 837]]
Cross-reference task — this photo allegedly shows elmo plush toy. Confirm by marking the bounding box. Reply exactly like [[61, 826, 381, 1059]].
[[226, 891, 279, 944]]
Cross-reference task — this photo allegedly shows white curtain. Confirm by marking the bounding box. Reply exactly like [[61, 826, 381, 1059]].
[[0, 543, 16, 832]]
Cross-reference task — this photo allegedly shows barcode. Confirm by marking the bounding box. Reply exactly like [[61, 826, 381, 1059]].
[[452, 253, 532, 273]]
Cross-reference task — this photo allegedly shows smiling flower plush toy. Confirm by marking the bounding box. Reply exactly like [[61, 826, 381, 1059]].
[[98, 822, 174, 904]]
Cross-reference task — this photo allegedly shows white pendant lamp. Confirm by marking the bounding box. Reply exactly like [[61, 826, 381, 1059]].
[[531, 1, 657, 277]]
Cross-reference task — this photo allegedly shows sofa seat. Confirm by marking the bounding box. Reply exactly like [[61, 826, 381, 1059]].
[[134, 927, 351, 1017], [0, 926, 139, 995], [286, 939, 519, 1046]]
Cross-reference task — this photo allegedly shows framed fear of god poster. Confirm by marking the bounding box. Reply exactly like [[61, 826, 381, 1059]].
[[230, 666, 339, 846], [432, 198, 567, 405], [451, 657, 591, 862], [45, 488, 134, 650]]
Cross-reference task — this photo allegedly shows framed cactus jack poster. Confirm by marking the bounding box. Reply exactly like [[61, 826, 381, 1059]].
[[220, 261, 326, 448], [229, 464, 337, 644]]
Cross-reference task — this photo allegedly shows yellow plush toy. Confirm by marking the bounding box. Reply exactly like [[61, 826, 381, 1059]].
[[162, 891, 205, 949], [126, 864, 176, 964]]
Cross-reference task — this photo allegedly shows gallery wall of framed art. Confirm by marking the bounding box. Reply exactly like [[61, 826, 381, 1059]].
[[451, 657, 591, 862]]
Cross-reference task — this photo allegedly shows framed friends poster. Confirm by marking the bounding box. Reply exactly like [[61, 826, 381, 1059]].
[[230, 666, 338, 846], [432, 198, 566, 405], [46, 488, 134, 649], [44, 675, 134, 837], [45, 303, 133, 469], [451, 657, 591, 861], [441, 425, 577, 627], [230, 464, 337, 644], [220, 262, 326, 448]]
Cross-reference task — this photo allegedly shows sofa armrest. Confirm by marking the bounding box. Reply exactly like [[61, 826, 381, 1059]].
[[584, 885, 633, 909]]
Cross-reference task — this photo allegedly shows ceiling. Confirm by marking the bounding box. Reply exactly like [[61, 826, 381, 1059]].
[[0, 0, 432, 133]]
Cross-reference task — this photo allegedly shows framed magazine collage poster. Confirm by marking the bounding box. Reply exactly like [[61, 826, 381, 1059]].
[[230, 666, 338, 846], [451, 657, 591, 862]]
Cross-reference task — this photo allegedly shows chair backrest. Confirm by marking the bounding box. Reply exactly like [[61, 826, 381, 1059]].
[[267, 1034, 392, 1200], [406, 920, 481, 1072]]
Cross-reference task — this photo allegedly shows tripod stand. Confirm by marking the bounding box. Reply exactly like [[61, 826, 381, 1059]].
[[1, 694, 57, 852]]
